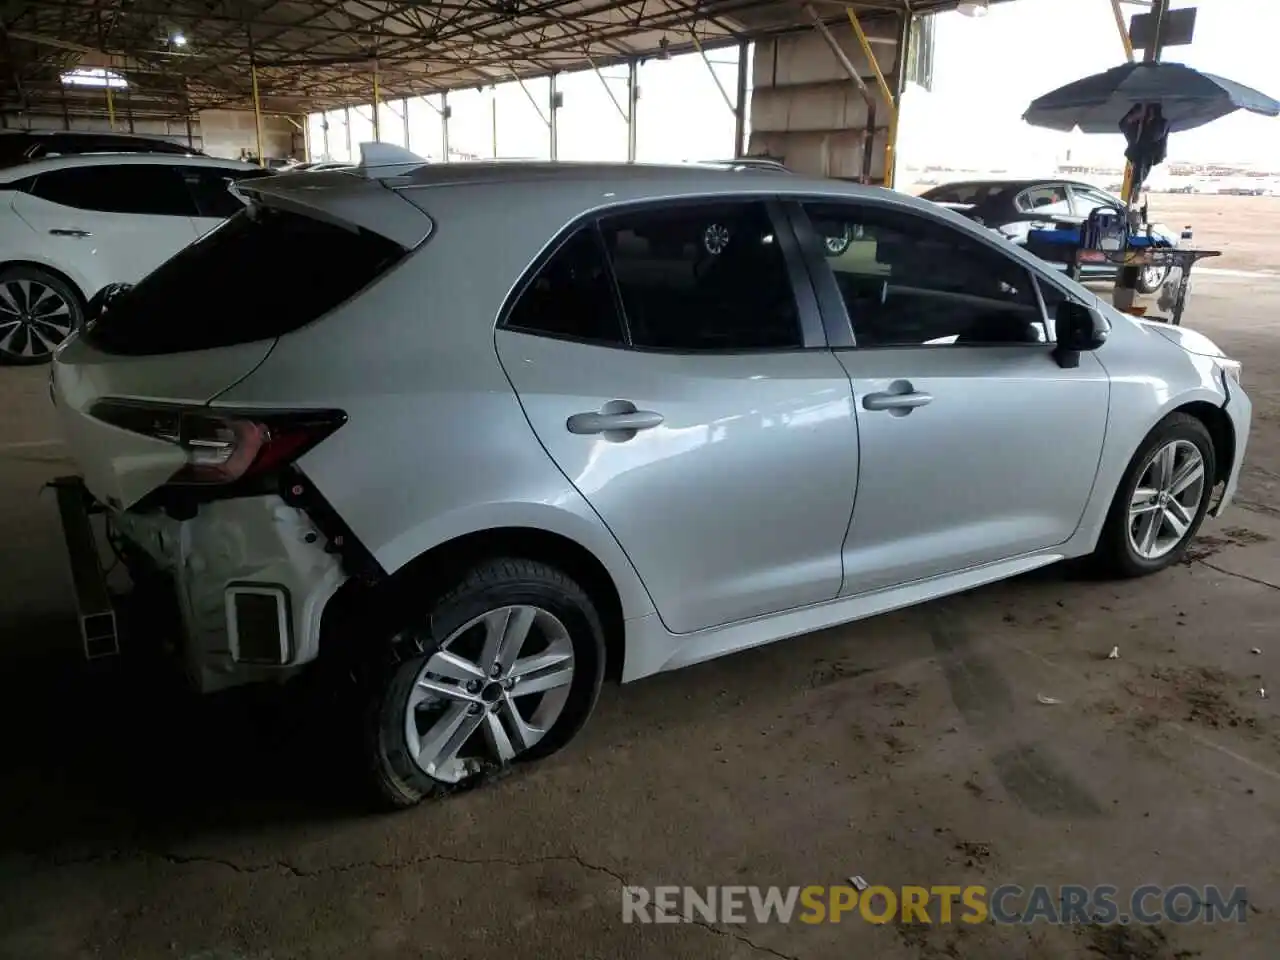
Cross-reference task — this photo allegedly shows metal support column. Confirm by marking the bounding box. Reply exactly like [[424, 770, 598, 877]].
[[1111, 0, 1137, 201], [1114, 0, 1169, 310], [372, 58, 381, 141], [626, 60, 638, 162], [248, 29, 265, 163], [734, 40, 749, 158], [441, 91, 450, 160], [848, 8, 897, 185], [490, 87, 498, 157], [402, 98, 410, 149], [344, 105, 352, 161], [549, 72, 559, 160], [105, 86, 116, 131]]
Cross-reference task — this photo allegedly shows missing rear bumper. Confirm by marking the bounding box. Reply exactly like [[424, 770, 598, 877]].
[[51, 476, 118, 659]]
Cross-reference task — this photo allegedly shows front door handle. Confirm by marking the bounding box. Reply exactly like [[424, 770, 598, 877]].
[[862, 383, 934, 413], [566, 401, 664, 437], [49, 228, 92, 238]]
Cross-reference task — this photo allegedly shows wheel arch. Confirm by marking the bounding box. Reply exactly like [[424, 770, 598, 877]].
[[1173, 398, 1234, 486], [0, 258, 89, 309], [323, 524, 633, 682]]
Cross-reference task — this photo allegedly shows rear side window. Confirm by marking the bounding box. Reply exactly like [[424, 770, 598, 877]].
[[30, 165, 196, 216], [83, 206, 405, 355], [506, 228, 626, 344]]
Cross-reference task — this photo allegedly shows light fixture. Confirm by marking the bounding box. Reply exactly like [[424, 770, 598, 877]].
[[171, 32, 188, 47], [957, 0, 990, 16], [60, 67, 127, 89]]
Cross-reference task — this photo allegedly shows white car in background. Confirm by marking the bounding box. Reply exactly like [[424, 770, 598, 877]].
[[0, 153, 268, 364]]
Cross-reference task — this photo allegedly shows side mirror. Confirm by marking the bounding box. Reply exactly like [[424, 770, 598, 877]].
[[1052, 300, 1108, 369]]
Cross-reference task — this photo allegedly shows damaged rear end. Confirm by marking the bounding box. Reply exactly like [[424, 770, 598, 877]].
[[50, 165, 431, 690]]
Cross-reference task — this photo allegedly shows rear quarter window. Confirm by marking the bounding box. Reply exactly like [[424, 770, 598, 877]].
[[82, 205, 405, 355]]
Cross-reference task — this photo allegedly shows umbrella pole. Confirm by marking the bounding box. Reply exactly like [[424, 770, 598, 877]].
[[1113, 0, 1169, 311]]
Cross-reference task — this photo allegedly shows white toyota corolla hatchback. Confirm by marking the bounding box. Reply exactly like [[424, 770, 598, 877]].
[[50, 156, 1250, 807]]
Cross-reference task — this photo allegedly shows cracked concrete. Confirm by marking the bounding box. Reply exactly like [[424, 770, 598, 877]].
[[2, 273, 1280, 959]]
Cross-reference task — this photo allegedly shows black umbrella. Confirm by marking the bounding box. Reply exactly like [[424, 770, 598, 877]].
[[1023, 61, 1280, 134]]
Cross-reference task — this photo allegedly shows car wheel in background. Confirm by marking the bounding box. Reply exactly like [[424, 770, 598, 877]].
[[366, 557, 606, 808], [1090, 412, 1216, 578], [1136, 265, 1171, 295], [0, 265, 84, 365]]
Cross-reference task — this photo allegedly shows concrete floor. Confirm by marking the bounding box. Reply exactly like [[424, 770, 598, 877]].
[[2, 275, 1280, 959]]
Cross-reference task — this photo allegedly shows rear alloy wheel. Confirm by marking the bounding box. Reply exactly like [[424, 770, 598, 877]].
[[1136, 264, 1171, 295], [0, 267, 82, 365], [1090, 413, 1216, 577], [367, 558, 605, 807]]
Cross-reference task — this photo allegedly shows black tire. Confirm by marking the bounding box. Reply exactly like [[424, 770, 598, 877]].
[[1136, 265, 1171, 295], [1089, 412, 1216, 578], [365, 557, 606, 808], [0, 264, 85, 365]]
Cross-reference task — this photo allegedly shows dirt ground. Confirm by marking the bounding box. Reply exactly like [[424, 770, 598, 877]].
[[3, 250, 1280, 958]]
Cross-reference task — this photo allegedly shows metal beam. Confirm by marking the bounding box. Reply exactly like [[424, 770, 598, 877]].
[[1109, 0, 1136, 61], [689, 24, 736, 117], [586, 54, 628, 124], [803, 4, 876, 110], [848, 8, 898, 186], [512, 73, 550, 126]]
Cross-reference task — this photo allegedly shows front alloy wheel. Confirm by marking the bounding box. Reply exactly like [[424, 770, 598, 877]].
[[1091, 412, 1216, 578], [367, 558, 605, 807], [1127, 439, 1206, 562]]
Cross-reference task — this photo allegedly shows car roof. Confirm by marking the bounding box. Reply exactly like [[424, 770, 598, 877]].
[[0, 152, 262, 182], [925, 178, 1111, 192], [244, 160, 1012, 252]]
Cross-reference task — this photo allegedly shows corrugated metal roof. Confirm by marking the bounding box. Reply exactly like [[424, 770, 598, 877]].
[[1, 0, 1009, 119]]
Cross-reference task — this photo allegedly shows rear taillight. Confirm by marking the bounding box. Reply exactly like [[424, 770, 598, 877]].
[[90, 400, 345, 485]]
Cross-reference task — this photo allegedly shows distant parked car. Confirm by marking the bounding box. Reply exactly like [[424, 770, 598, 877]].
[[0, 130, 204, 167], [0, 153, 269, 363], [919, 178, 1178, 294]]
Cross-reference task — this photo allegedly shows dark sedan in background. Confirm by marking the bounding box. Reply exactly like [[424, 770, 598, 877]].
[[920, 178, 1180, 293]]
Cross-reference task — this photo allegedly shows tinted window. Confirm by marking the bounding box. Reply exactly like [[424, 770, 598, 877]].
[[506, 228, 625, 344], [599, 202, 801, 351], [30, 165, 196, 216], [803, 202, 1046, 347], [920, 183, 1003, 205], [180, 165, 266, 218], [83, 206, 405, 355]]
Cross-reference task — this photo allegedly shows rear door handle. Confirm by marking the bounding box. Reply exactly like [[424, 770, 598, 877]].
[[49, 228, 91, 238], [862, 390, 933, 412], [566, 402, 664, 436]]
